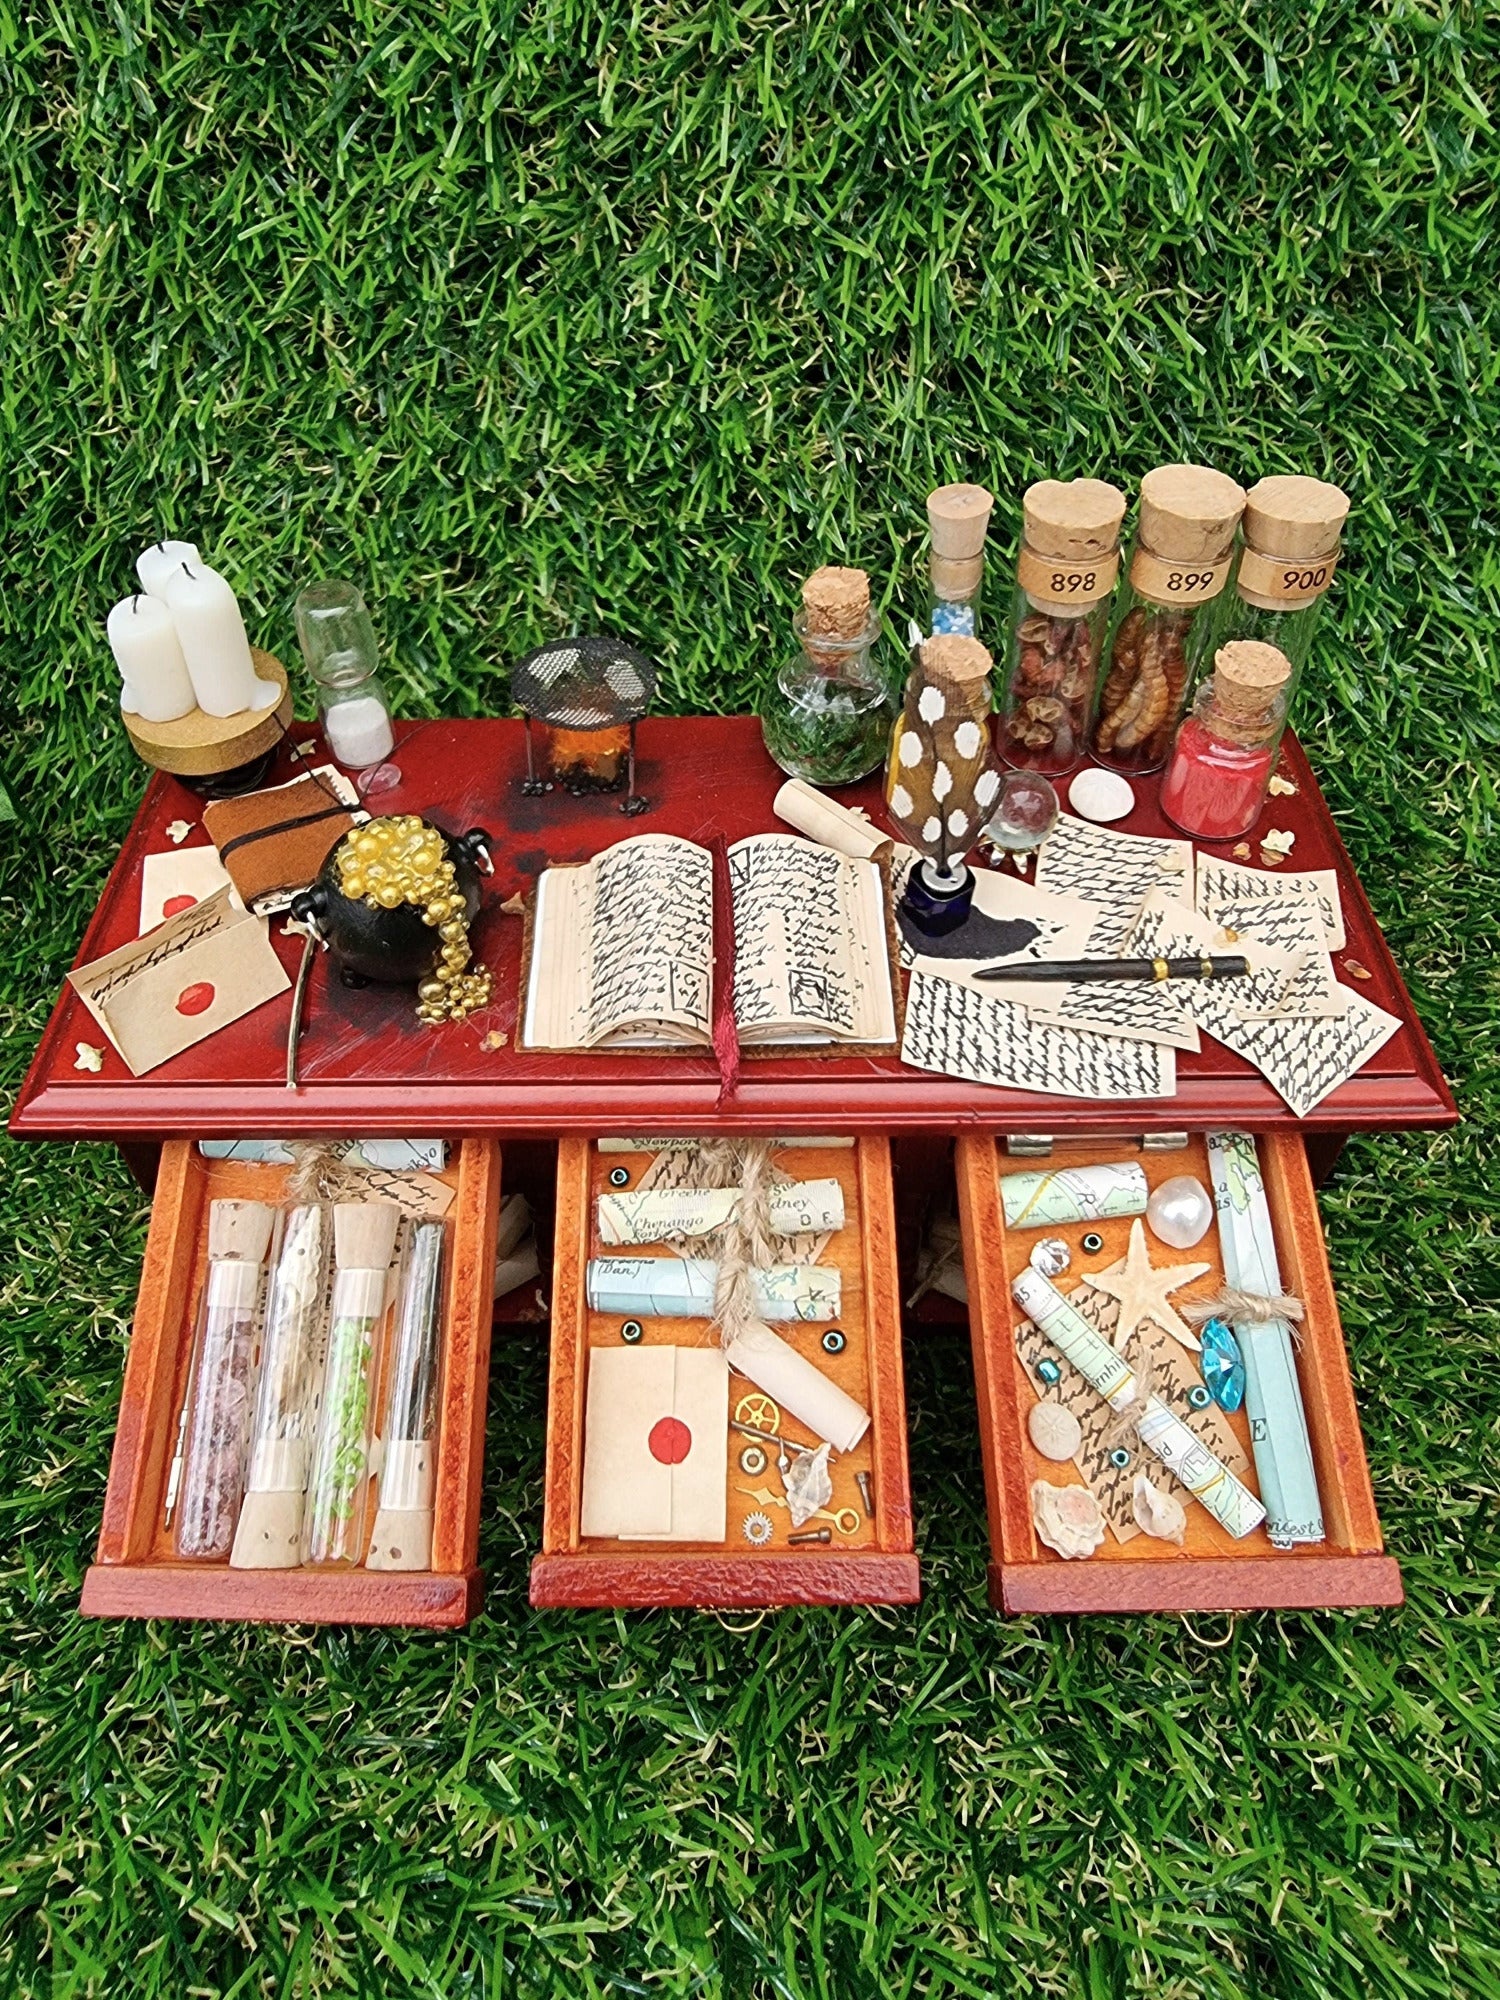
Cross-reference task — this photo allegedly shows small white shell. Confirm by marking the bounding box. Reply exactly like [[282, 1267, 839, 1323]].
[[1132, 1473, 1187, 1546], [974, 767, 1000, 807], [898, 730, 923, 768], [953, 719, 982, 758], [890, 785, 914, 819], [1067, 767, 1135, 824], [947, 809, 969, 838], [1028, 1401, 1082, 1462], [1031, 1480, 1107, 1559], [918, 685, 946, 723]]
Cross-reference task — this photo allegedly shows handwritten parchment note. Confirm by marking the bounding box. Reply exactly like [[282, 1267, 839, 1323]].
[[902, 967, 1176, 1099]]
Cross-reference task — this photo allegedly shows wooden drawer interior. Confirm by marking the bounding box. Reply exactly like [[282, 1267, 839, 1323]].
[[954, 1130, 1401, 1615], [531, 1135, 919, 1609], [81, 1136, 501, 1626]]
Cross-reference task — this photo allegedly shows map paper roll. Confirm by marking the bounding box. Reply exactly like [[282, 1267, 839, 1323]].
[[1012, 1266, 1266, 1540], [1206, 1130, 1323, 1546], [597, 1179, 846, 1245], [587, 1257, 841, 1322], [1001, 1161, 1149, 1230], [723, 1320, 871, 1452]]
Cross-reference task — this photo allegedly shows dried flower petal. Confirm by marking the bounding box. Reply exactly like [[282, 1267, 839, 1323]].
[[165, 819, 193, 845], [1344, 959, 1373, 981], [1232, 842, 1252, 860], [74, 1042, 105, 1073], [481, 1029, 508, 1051], [1268, 774, 1299, 797]]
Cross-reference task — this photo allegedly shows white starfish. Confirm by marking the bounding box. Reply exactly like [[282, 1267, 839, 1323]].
[[1081, 1218, 1209, 1353]]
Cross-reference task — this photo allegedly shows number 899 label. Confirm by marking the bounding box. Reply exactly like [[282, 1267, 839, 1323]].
[[1129, 548, 1233, 607], [1016, 546, 1120, 607]]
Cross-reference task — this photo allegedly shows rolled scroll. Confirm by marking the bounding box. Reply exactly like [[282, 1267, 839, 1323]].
[[1012, 1266, 1266, 1540], [586, 1257, 840, 1323], [1001, 1161, 1149, 1231], [773, 779, 892, 861], [1205, 1131, 1323, 1547], [597, 1178, 846, 1246], [723, 1321, 870, 1453]]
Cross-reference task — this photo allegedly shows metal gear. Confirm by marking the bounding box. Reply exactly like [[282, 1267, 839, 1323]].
[[734, 1393, 780, 1434], [741, 1510, 774, 1547]]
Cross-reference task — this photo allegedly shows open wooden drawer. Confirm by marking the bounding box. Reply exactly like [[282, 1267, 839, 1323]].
[[955, 1131, 1400, 1616], [531, 1136, 919, 1609], [81, 1137, 501, 1627]]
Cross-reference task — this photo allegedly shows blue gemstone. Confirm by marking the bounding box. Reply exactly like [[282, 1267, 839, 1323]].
[[1199, 1317, 1246, 1414], [1037, 1358, 1062, 1385]]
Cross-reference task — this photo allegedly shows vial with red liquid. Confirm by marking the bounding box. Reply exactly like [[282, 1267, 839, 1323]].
[[1159, 640, 1293, 842]]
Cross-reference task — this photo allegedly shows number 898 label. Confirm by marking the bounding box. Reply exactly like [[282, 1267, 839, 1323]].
[[1016, 546, 1119, 606]]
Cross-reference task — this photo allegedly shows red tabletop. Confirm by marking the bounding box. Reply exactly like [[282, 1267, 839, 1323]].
[[9, 716, 1455, 1142]]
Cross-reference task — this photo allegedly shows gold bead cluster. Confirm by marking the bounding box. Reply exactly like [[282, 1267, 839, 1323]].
[[335, 817, 493, 1025]]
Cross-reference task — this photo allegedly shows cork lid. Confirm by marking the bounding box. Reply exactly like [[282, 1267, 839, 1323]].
[[1023, 478, 1126, 562], [919, 634, 993, 688], [1138, 463, 1246, 564], [801, 565, 871, 638], [927, 483, 994, 560], [930, 551, 985, 597], [1243, 475, 1349, 561], [1214, 639, 1291, 723]]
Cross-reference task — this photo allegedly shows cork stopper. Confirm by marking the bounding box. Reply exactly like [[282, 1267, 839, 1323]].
[[1138, 464, 1246, 563], [1023, 478, 1126, 562], [801, 565, 871, 641], [1243, 476, 1349, 562], [1212, 639, 1292, 732], [920, 634, 992, 688], [927, 483, 994, 560]]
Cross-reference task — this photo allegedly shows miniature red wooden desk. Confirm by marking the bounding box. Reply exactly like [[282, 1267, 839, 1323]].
[[10, 716, 1455, 1150]]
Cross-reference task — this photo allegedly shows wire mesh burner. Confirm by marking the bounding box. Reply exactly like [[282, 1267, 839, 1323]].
[[512, 635, 656, 813]]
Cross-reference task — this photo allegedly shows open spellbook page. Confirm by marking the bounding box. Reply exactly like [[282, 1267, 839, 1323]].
[[523, 833, 714, 1049], [727, 833, 897, 1046]]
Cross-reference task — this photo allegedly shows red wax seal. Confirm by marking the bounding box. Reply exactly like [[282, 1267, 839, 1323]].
[[647, 1416, 692, 1466], [162, 894, 198, 918], [175, 982, 216, 1016]]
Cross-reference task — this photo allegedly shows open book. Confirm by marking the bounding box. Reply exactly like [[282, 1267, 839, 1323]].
[[522, 832, 897, 1050]]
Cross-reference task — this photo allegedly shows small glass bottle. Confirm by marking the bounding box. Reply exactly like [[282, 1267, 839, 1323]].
[[927, 482, 993, 639], [1207, 476, 1349, 711], [1000, 478, 1126, 777], [1160, 640, 1293, 841], [760, 567, 892, 784], [1092, 464, 1246, 775], [294, 579, 401, 796]]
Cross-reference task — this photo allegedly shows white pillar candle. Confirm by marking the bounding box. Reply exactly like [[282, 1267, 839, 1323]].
[[165, 564, 281, 717], [136, 540, 201, 601], [324, 694, 395, 769], [107, 593, 196, 722]]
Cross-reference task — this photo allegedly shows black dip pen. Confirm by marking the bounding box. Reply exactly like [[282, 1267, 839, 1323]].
[[973, 953, 1250, 984]]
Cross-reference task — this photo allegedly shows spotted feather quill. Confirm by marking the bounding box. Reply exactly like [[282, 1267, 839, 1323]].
[[885, 658, 1000, 872]]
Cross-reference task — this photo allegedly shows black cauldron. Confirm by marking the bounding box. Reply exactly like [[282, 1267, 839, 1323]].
[[290, 823, 494, 988]]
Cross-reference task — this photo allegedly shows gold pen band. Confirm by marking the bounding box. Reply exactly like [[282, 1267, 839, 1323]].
[[1152, 958, 1169, 982]]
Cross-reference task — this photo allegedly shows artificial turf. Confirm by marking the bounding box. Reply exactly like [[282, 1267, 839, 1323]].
[[3, 2, 1499, 1993]]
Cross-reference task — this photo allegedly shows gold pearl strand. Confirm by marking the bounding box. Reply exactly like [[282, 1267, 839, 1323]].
[[334, 816, 494, 1024]]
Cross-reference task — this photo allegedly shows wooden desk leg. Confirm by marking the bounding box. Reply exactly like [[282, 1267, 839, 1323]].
[[117, 1143, 162, 1195], [1303, 1133, 1348, 1188]]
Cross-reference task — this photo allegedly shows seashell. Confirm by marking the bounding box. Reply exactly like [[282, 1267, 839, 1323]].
[[1031, 1479, 1107, 1559], [1068, 767, 1135, 823], [1028, 1401, 1083, 1462], [1132, 1473, 1187, 1546]]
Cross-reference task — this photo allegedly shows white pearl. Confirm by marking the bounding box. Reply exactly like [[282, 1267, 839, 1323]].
[[1146, 1174, 1215, 1249]]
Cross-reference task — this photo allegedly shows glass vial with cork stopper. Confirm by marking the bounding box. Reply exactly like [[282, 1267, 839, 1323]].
[[1209, 475, 1349, 704], [761, 565, 892, 785], [1000, 478, 1126, 776], [927, 482, 994, 639], [1160, 639, 1293, 840], [1092, 463, 1247, 775]]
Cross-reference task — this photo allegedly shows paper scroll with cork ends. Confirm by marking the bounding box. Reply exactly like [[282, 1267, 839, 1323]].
[[165, 564, 282, 718]]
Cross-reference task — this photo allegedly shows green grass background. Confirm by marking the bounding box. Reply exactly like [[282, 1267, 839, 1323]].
[[3, 1, 1499, 1993]]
